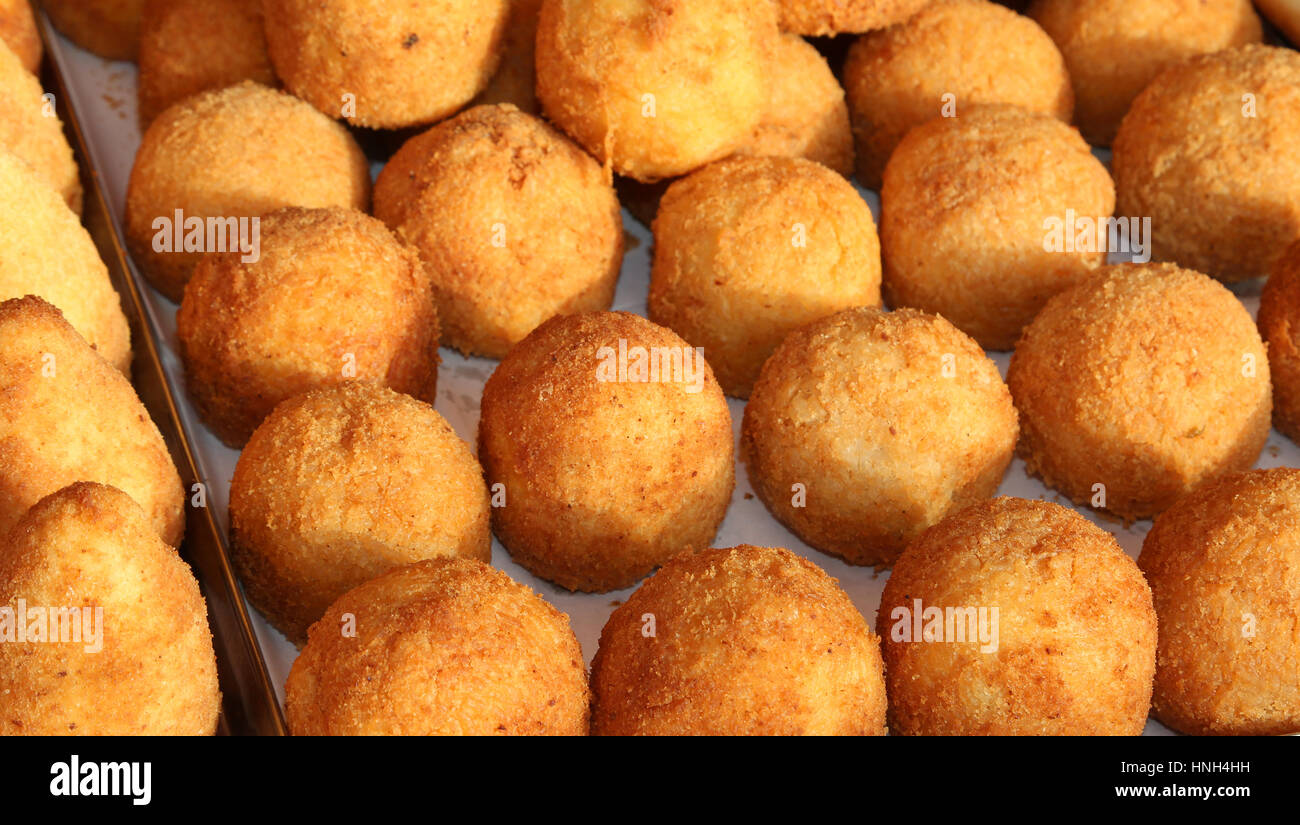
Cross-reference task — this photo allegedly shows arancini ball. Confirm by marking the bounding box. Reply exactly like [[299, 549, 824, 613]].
[[776, 0, 930, 36], [649, 155, 881, 398], [741, 307, 1018, 568], [230, 382, 490, 646], [879, 497, 1157, 736], [591, 544, 887, 736], [1008, 262, 1271, 522], [474, 0, 543, 114], [176, 206, 439, 448], [478, 311, 735, 593], [125, 81, 371, 302], [0, 0, 40, 73], [535, 0, 777, 182], [1112, 45, 1300, 282], [1028, 0, 1262, 146], [136, 0, 277, 126], [0, 151, 130, 374], [0, 296, 183, 546], [374, 104, 622, 360], [0, 483, 220, 736], [285, 558, 589, 735], [262, 0, 509, 129], [43, 0, 142, 61], [1258, 241, 1300, 442], [843, 0, 1073, 189], [880, 104, 1115, 350], [0, 41, 81, 214], [1139, 468, 1300, 736]]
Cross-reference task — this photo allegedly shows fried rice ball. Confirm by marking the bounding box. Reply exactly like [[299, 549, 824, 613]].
[[0, 0, 39, 75], [0, 483, 219, 735], [474, 0, 542, 114], [535, 0, 777, 182], [136, 0, 277, 126], [479, 312, 734, 592], [0, 43, 81, 214], [230, 383, 489, 646], [0, 152, 128, 373], [43, 0, 142, 61], [0, 297, 183, 546], [880, 497, 1157, 736], [649, 156, 881, 398], [776, 0, 930, 35], [742, 307, 1017, 568], [1139, 469, 1300, 736], [1028, 0, 1261, 147], [374, 105, 622, 360], [843, 0, 1073, 189], [1008, 263, 1271, 522], [125, 81, 370, 302], [591, 544, 887, 736], [733, 33, 854, 177], [176, 207, 439, 448], [1259, 242, 1300, 442], [881, 104, 1114, 350], [1113, 45, 1300, 283], [285, 558, 589, 735], [263, 0, 509, 129]]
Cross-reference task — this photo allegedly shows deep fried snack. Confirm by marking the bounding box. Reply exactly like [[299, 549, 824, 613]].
[[1139, 469, 1300, 736], [742, 307, 1017, 567], [479, 312, 734, 592], [591, 544, 887, 735], [1028, 0, 1261, 146], [0, 42, 81, 213], [0, 0, 40, 74], [1259, 241, 1300, 442], [776, 0, 930, 35], [177, 207, 439, 448], [734, 33, 854, 177], [125, 81, 370, 302], [1008, 263, 1271, 522], [0, 297, 183, 545], [374, 105, 621, 359], [285, 558, 589, 735], [843, 0, 1073, 189], [880, 497, 1156, 735], [0, 151, 128, 373], [535, 0, 776, 182], [0, 483, 219, 735], [649, 156, 880, 397], [474, 0, 542, 114], [881, 104, 1114, 350], [136, 0, 277, 125], [43, 0, 142, 61], [262, 0, 509, 129], [1112, 45, 1300, 282]]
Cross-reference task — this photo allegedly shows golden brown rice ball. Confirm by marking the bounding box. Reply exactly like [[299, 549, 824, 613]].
[[742, 307, 1018, 568], [230, 383, 489, 646], [881, 104, 1114, 350], [176, 206, 439, 448], [0, 0, 40, 75], [125, 81, 371, 302], [536, 0, 777, 182], [1028, 0, 1261, 146], [0, 297, 183, 546], [285, 558, 589, 735], [374, 105, 622, 360], [1008, 263, 1271, 522], [1113, 45, 1300, 282], [776, 0, 930, 35], [734, 33, 854, 177], [137, 0, 277, 126], [1139, 469, 1300, 736], [1259, 241, 1300, 442], [263, 0, 509, 129], [591, 544, 887, 736], [0, 483, 219, 735], [880, 497, 1157, 736], [474, 0, 543, 114], [0, 151, 129, 373], [843, 0, 1073, 189], [0, 42, 81, 214], [43, 0, 142, 61], [649, 156, 880, 398], [479, 311, 734, 592]]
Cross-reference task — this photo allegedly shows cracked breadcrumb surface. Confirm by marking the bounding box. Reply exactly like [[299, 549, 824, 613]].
[[776, 0, 929, 35], [0, 42, 81, 214], [1259, 241, 1300, 442]]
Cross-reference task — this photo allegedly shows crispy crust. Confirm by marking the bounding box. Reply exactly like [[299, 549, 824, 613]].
[[776, 0, 929, 36], [591, 544, 887, 735], [43, 0, 142, 61], [1259, 241, 1300, 442], [473, 0, 544, 114], [285, 558, 590, 735], [0, 0, 40, 73], [0, 42, 81, 214]]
